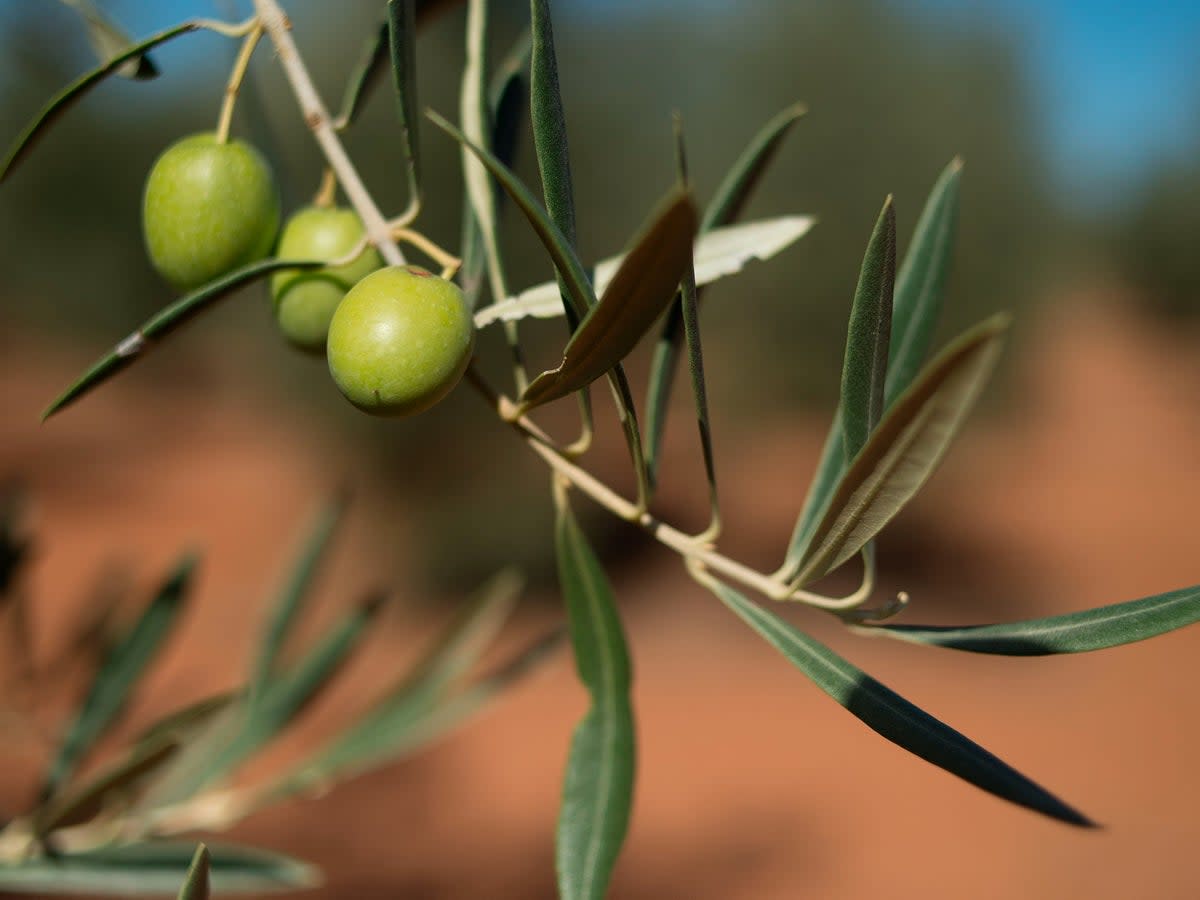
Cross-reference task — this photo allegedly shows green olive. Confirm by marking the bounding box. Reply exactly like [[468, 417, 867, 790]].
[[270, 206, 383, 352], [142, 132, 280, 290], [326, 265, 475, 416]]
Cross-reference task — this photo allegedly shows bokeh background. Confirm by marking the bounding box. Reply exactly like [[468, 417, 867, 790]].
[[3, 0, 1200, 897]]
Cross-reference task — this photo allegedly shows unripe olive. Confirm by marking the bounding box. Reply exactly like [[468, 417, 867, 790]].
[[142, 132, 280, 290], [270, 206, 383, 352], [326, 265, 475, 416]]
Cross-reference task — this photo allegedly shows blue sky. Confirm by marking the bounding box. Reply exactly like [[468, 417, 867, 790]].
[[8, 1, 1200, 212]]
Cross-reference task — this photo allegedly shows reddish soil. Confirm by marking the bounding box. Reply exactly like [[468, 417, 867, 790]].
[[3, 292, 1200, 899]]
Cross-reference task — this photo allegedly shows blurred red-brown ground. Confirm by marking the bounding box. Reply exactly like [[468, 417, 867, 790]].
[[2, 292, 1200, 898]]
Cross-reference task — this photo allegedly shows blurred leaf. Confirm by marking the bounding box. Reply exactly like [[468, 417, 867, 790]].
[[387, 0, 421, 204], [430, 111, 596, 318], [42, 555, 196, 801], [553, 491, 635, 900], [520, 190, 699, 410], [700, 103, 806, 233], [840, 197, 896, 461], [157, 594, 384, 803], [1, 21, 202, 184], [0, 842, 317, 894], [475, 216, 812, 327], [290, 571, 526, 785], [887, 159, 963, 408], [42, 258, 322, 420], [131, 693, 237, 751], [334, 22, 389, 130], [176, 844, 209, 900], [868, 584, 1200, 655], [250, 494, 347, 706], [794, 315, 1009, 586], [58, 0, 159, 80], [34, 735, 180, 835], [0, 484, 30, 600], [697, 574, 1093, 827]]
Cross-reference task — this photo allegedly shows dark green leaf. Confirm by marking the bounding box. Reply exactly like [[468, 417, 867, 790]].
[[841, 197, 896, 461], [59, 0, 159, 79], [42, 554, 196, 800], [886, 158, 963, 408], [1, 21, 201, 184], [530, 0, 579, 308], [554, 490, 636, 900], [42, 257, 322, 420], [698, 574, 1093, 827], [0, 842, 317, 895], [334, 22, 389, 130], [869, 584, 1200, 655], [176, 844, 209, 900], [779, 414, 844, 577], [250, 494, 347, 705], [794, 315, 1009, 586], [520, 189, 699, 410], [387, 0, 421, 204], [430, 111, 596, 320]]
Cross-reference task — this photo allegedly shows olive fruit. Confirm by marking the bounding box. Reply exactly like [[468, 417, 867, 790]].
[[326, 265, 475, 416], [142, 132, 280, 290], [270, 206, 383, 352]]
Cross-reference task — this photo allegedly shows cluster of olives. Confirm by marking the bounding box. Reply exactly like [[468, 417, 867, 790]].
[[140, 133, 474, 416]]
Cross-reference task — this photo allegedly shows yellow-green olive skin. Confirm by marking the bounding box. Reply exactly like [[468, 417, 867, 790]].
[[142, 132, 280, 290], [270, 206, 383, 352], [326, 265, 475, 416]]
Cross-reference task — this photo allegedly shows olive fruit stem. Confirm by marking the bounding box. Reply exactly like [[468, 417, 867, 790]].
[[196, 16, 261, 39], [215, 22, 263, 144], [313, 167, 337, 208], [252, 0, 406, 267], [390, 226, 462, 279]]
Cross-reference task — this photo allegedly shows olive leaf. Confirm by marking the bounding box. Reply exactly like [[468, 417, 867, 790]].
[[41, 554, 196, 801], [58, 0, 159, 80], [334, 22, 390, 130], [865, 583, 1200, 655], [387, 0, 421, 205], [475, 216, 813, 327], [1, 21, 204, 184], [0, 842, 317, 895], [697, 573, 1093, 826], [554, 490, 636, 900], [794, 315, 1009, 586], [176, 844, 210, 900], [519, 190, 699, 411], [43, 258, 323, 420]]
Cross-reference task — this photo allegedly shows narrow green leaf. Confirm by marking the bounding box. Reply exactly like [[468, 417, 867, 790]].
[[250, 494, 347, 706], [430, 110, 596, 319], [554, 490, 636, 900], [698, 574, 1093, 827], [869, 584, 1200, 655], [33, 735, 180, 835], [780, 414, 844, 576], [886, 158, 963, 408], [1, 21, 201, 184], [42, 554, 196, 800], [841, 197, 896, 460], [129, 691, 237, 753], [530, 0, 579, 289], [0, 842, 317, 895], [177, 845, 209, 900], [387, 0, 421, 205], [520, 190, 699, 410], [42, 258, 322, 420], [59, 0, 159, 80], [334, 22, 389, 130], [700, 103, 806, 233], [475, 216, 813, 327], [795, 315, 1009, 586]]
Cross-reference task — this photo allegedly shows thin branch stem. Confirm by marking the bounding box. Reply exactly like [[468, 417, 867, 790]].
[[313, 167, 337, 207], [390, 225, 462, 279], [252, 0, 405, 266], [214, 23, 263, 144]]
